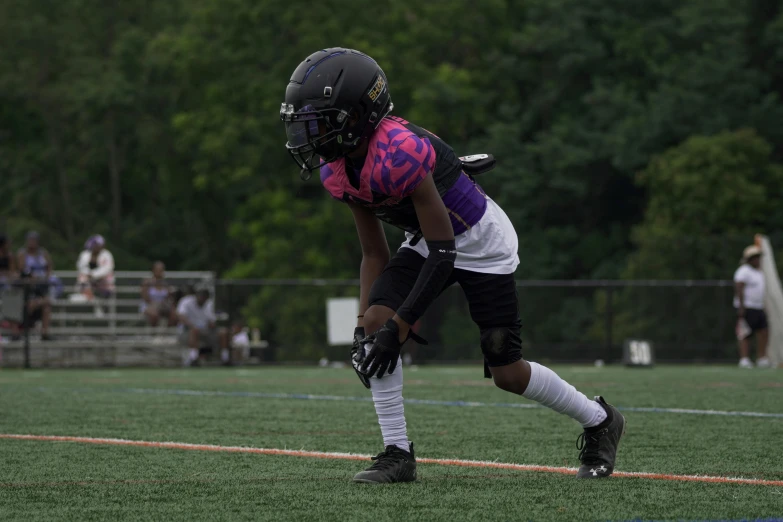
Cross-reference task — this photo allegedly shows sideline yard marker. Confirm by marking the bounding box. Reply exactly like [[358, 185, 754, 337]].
[[3, 433, 783, 487]]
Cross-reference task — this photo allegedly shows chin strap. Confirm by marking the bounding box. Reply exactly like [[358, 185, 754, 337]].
[[300, 167, 312, 181]]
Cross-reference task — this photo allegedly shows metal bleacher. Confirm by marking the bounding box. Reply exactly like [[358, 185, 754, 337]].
[[0, 270, 215, 367]]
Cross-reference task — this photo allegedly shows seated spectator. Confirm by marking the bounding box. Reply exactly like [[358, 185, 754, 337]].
[[16, 231, 53, 340], [0, 234, 18, 288], [76, 235, 115, 300], [140, 261, 177, 327], [17, 231, 52, 280], [230, 319, 251, 363], [177, 287, 229, 366]]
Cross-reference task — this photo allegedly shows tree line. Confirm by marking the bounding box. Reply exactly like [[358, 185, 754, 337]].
[[3, 0, 783, 354]]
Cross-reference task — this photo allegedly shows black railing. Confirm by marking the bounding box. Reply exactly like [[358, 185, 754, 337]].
[[0, 278, 746, 365], [215, 279, 741, 364]]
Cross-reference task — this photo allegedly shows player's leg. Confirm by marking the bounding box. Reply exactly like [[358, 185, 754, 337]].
[[361, 304, 406, 450], [353, 248, 445, 484], [216, 328, 232, 365], [458, 270, 625, 479], [751, 309, 771, 367], [187, 328, 201, 366], [144, 304, 160, 327], [738, 309, 754, 368], [756, 328, 770, 367], [738, 335, 752, 367]]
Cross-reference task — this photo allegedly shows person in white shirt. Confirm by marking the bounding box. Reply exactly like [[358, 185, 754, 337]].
[[177, 287, 229, 366], [76, 235, 115, 299], [230, 320, 251, 363], [734, 245, 770, 368]]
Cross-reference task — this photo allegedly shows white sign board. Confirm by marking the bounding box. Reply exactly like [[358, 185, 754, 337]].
[[622, 339, 655, 367], [326, 297, 359, 346]]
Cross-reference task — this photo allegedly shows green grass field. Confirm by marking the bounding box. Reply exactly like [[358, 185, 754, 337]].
[[1, 364, 782, 521]]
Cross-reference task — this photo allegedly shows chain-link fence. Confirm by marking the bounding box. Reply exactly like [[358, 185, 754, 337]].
[[215, 279, 741, 364]]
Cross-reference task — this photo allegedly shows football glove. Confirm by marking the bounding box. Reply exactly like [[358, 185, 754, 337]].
[[351, 326, 371, 389], [361, 319, 427, 379]]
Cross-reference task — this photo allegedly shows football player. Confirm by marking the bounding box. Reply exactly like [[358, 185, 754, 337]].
[[281, 48, 625, 483]]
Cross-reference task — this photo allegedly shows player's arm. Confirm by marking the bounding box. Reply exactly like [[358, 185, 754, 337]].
[[360, 173, 455, 378], [735, 281, 746, 316], [141, 279, 151, 304], [348, 202, 390, 328], [390, 174, 455, 340], [206, 300, 217, 329], [348, 202, 390, 388], [735, 266, 748, 317], [90, 251, 114, 279]]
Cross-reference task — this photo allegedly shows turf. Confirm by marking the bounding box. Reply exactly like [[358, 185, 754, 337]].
[[0, 364, 782, 521]]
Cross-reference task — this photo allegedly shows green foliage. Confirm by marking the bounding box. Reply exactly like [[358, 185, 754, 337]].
[[629, 129, 783, 279], [602, 130, 783, 355], [3, 0, 783, 353]]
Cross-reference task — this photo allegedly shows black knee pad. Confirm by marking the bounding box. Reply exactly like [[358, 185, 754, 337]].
[[480, 327, 523, 368]]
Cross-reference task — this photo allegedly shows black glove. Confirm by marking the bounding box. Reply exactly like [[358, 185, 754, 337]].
[[360, 319, 402, 378], [358, 319, 426, 379], [351, 326, 371, 389]]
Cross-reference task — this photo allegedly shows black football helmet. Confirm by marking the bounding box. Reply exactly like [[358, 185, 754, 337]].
[[281, 48, 393, 178]]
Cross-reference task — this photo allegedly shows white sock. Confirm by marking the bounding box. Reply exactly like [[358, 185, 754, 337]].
[[522, 362, 607, 428], [221, 348, 230, 362], [365, 344, 410, 453], [189, 348, 199, 361]]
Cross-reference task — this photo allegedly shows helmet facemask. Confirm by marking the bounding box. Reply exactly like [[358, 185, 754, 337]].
[[281, 104, 350, 175]]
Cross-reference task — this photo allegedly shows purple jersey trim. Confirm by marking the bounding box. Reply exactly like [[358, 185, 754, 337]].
[[442, 174, 487, 235]]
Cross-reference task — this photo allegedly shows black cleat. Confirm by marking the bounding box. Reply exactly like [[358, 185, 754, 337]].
[[576, 396, 626, 478], [353, 443, 417, 484]]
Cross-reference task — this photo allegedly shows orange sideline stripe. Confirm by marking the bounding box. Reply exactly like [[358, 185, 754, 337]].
[[3, 433, 782, 487]]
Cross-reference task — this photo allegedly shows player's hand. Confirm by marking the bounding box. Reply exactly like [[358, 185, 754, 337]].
[[361, 319, 404, 378], [351, 326, 371, 389]]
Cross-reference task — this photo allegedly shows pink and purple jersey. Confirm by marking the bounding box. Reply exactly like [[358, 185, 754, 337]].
[[320, 116, 487, 235]]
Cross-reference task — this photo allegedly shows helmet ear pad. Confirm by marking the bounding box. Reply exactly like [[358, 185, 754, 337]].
[[337, 111, 366, 149]]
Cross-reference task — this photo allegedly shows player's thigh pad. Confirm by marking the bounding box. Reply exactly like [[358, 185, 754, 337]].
[[457, 270, 523, 367], [368, 247, 428, 310]]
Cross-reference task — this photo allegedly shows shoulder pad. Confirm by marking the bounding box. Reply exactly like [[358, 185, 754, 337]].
[[459, 154, 496, 175]]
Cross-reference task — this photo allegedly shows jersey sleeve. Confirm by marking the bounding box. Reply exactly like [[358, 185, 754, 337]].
[[320, 161, 347, 201], [734, 265, 750, 283], [176, 296, 190, 317], [383, 135, 436, 198]]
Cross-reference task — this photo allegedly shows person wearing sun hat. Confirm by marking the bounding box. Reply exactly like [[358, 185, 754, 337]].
[[76, 234, 115, 300], [734, 244, 770, 368]]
